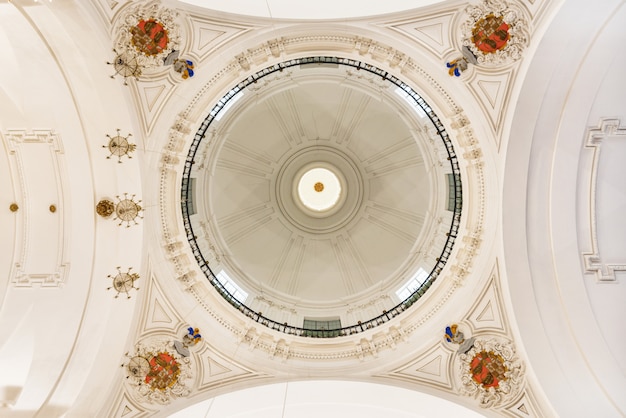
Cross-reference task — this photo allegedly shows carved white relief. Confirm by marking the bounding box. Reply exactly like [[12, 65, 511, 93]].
[[110, 392, 145, 418], [197, 220, 222, 263], [187, 16, 256, 62], [466, 268, 508, 334], [460, 0, 530, 65], [139, 274, 184, 333], [345, 294, 392, 314], [245, 69, 295, 93], [388, 345, 455, 390], [196, 344, 262, 390], [253, 295, 298, 315], [384, 10, 457, 58], [582, 118, 626, 282], [113, 1, 181, 71], [465, 68, 514, 143]]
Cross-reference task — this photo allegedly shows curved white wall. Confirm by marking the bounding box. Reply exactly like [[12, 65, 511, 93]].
[[502, 0, 626, 416], [179, 0, 445, 19], [167, 380, 487, 418], [0, 1, 143, 415]]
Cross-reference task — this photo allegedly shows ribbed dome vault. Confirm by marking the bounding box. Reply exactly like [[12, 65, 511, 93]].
[[184, 58, 461, 334]]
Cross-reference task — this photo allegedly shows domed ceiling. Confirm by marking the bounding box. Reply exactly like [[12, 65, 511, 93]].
[[5, 1, 625, 417], [184, 58, 460, 332]]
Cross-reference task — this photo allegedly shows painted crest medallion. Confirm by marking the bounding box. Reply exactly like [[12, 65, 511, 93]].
[[444, 323, 475, 353], [111, 2, 181, 75], [461, 0, 529, 65], [131, 19, 169, 56], [458, 338, 524, 408], [123, 339, 192, 404], [469, 350, 507, 388], [145, 352, 180, 391], [174, 327, 203, 357], [471, 13, 510, 54]]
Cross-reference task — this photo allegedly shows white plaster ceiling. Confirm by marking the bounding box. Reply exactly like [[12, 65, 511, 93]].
[[168, 381, 486, 418], [0, 0, 143, 414], [502, 0, 626, 416], [0, 0, 624, 417], [179, 0, 446, 19]]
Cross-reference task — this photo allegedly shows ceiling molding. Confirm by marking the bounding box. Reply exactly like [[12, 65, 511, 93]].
[[196, 344, 267, 392], [139, 273, 183, 334], [129, 76, 178, 136], [465, 264, 509, 336], [580, 117, 626, 282], [385, 343, 454, 390], [4, 130, 69, 288], [186, 14, 258, 63], [382, 9, 458, 58], [465, 67, 516, 150]]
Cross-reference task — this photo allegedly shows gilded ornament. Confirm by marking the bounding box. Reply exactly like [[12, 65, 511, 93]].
[[96, 199, 115, 218], [446, 46, 478, 77], [113, 193, 143, 227], [145, 352, 180, 390], [104, 129, 136, 162], [111, 2, 180, 75], [107, 266, 140, 298], [107, 49, 142, 85], [123, 338, 192, 404], [460, 0, 530, 65], [458, 338, 524, 408]]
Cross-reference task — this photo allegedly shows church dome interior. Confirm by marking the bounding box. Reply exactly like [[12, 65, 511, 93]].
[[0, 0, 624, 417]]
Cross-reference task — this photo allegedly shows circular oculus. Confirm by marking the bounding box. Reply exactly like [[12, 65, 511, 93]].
[[297, 167, 342, 212]]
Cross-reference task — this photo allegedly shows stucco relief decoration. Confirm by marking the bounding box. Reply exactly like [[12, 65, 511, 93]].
[[123, 338, 192, 404], [460, 0, 529, 65], [109, 1, 185, 82], [458, 338, 524, 408]]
